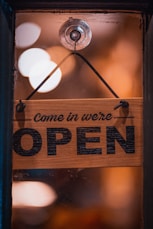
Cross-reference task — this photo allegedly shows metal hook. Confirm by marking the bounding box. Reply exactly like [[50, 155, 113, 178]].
[[114, 100, 129, 110], [16, 100, 26, 113]]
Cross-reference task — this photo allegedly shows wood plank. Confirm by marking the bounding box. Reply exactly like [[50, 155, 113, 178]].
[[13, 98, 143, 169]]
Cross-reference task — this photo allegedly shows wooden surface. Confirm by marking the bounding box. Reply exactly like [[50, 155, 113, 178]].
[[13, 98, 143, 169]]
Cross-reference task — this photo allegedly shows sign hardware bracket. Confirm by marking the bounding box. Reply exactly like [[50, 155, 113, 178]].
[[114, 100, 129, 110]]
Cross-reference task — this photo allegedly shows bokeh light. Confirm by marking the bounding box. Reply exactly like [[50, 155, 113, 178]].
[[15, 22, 41, 48], [12, 181, 57, 207], [29, 59, 62, 92], [18, 48, 50, 77]]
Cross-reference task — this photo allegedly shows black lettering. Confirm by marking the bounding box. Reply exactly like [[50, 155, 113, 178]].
[[47, 128, 72, 155], [92, 113, 98, 120], [77, 127, 101, 155], [34, 113, 64, 122], [98, 112, 106, 120], [98, 112, 112, 120], [105, 113, 112, 120], [34, 113, 41, 122], [81, 114, 92, 121], [107, 126, 135, 154], [82, 113, 113, 121], [13, 128, 42, 156], [66, 112, 79, 121]]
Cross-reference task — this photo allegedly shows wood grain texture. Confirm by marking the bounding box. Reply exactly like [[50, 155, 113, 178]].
[[13, 98, 143, 169]]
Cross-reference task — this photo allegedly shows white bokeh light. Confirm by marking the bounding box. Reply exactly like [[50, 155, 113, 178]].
[[15, 22, 41, 48], [12, 181, 57, 207], [29, 59, 62, 93], [18, 48, 50, 77]]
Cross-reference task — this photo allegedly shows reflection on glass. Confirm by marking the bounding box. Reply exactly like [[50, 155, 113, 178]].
[[13, 12, 143, 229], [12, 181, 57, 207], [15, 22, 41, 48], [18, 48, 50, 77], [14, 12, 142, 99], [12, 168, 142, 229]]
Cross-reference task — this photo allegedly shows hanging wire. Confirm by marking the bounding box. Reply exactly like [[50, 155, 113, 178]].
[[16, 31, 122, 113], [16, 50, 120, 112], [25, 52, 73, 100], [25, 51, 119, 101], [74, 52, 119, 98]]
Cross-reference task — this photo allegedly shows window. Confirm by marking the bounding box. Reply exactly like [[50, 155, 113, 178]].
[[12, 11, 143, 229]]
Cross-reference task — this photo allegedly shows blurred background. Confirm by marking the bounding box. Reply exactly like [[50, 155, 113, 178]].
[[13, 12, 143, 229]]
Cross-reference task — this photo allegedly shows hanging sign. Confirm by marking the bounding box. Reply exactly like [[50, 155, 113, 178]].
[[13, 98, 143, 169]]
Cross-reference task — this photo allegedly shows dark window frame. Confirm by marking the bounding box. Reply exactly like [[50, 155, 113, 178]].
[[0, 0, 153, 228]]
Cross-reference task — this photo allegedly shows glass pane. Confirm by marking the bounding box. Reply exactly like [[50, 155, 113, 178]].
[[13, 11, 143, 229]]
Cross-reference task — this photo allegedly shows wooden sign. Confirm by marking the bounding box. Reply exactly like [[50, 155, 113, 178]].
[[13, 98, 143, 169]]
